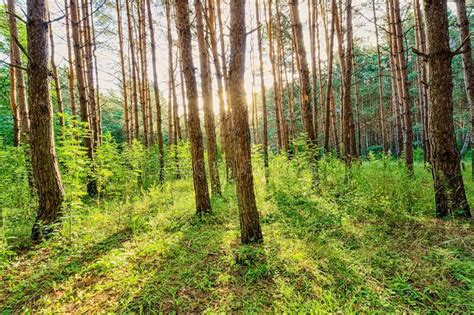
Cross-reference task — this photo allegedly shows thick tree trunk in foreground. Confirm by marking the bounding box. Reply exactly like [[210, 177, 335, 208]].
[[289, 0, 315, 143], [27, 0, 65, 240], [7, 0, 30, 144], [229, 0, 263, 244], [422, 0, 471, 218], [175, 0, 212, 214], [455, 0, 474, 179], [195, 0, 221, 196]]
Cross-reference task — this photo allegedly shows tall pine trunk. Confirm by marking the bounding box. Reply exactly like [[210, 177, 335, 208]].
[[175, 0, 212, 214], [289, 0, 315, 143], [146, 0, 165, 184], [7, 0, 30, 144], [422, 0, 471, 218], [455, 0, 474, 179], [27, 0, 65, 240], [229, 0, 263, 244], [195, 0, 221, 196]]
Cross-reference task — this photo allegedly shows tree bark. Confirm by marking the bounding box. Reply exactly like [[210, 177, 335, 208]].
[[8, 44, 20, 147], [324, 0, 336, 152], [175, 0, 212, 214], [7, 0, 30, 144], [413, 0, 430, 162], [229, 0, 263, 244], [64, 0, 77, 124], [289, 0, 315, 143], [125, 0, 140, 139], [256, 0, 269, 173], [266, 0, 283, 151], [342, 0, 356, 160], [391, 0, 413, 172], [48, 10, 65, 129], [27, 0, 65, 240], [81, 0, 99, 145], [146, 0, 165, 183], [206, 0, 230, 174], [455, 0, 474, 179], [195, 0, 221, 196], [116, 0, 131, 144], [422, 0, 471, 218], [372, 0, 386, 154]]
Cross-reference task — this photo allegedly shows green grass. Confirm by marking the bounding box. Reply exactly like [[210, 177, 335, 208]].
[[0, 157, 473, 313]]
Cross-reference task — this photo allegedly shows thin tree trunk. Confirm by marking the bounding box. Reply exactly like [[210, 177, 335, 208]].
[[289, 0, 315, 143], [8, 45, 20, 147], [266, 0, 282, 151], [81, 0, 99, 146], [256, 0, 269, 173], [275, 0, 289, 153], [179, 49, 188, 137], [413, 0, 430, 162], [7, 0, 29, 143], [48, 10, 65, 129], [165, 0, 174, 147], [372, 0, 386, 153], [64, 0, 77, 124], [196, 0, 221, 196], [216, 0, 236, 180], [146, 0, 165, 183], [342, 0, 356, 160], [116, 0, 131, 144], [353, 55, 362, 156], [175, 0, 212, 214], [125, 0, 139, 139], [391, 0, 413, 172], [455, 0, 474, 179], [136, 0, 149, 147], [90, 3, 101, 144], [27, 0, 65, 240], [324, 0, 336, 152]]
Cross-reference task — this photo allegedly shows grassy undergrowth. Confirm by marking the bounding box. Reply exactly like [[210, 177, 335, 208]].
[[0, 153, 473, 312]]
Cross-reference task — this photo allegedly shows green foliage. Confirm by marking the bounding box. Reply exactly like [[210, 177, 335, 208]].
[[0, 142, 34, 261]]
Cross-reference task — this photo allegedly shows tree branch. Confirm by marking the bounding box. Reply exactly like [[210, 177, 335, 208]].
[[0, 59, 27, 71], [412, 47, 429, 61], [451, 34, 472, 57]]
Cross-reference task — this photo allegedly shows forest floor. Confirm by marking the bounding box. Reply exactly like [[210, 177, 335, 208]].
[[1, 158, 473, 313]]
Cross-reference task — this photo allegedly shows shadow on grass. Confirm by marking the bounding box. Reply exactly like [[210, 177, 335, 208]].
[[0, 228, 133, 312], [120, 186, 273, 313], [269, 184, 474, 312]]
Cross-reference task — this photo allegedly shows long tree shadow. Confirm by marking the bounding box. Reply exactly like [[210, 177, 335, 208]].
[[0, 227, 133, 312], [120, 188, 272, 313], [269, 185, 474, 312]]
